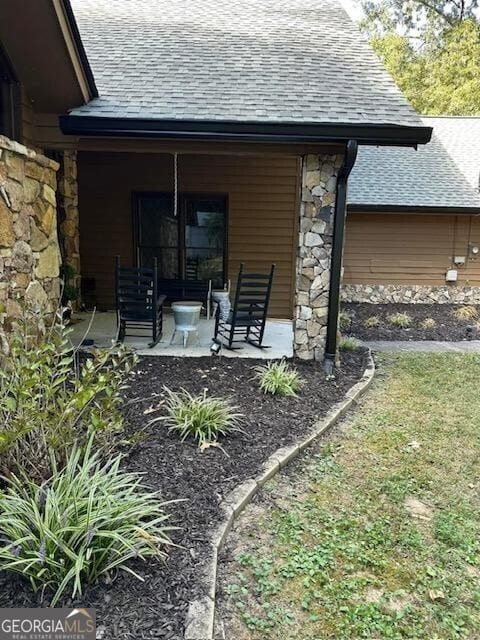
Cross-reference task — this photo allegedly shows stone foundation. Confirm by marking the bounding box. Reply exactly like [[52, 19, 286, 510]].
[[0, 135, 60, 329], [342, 283, 480, 305], [294, 153, 344, 360]]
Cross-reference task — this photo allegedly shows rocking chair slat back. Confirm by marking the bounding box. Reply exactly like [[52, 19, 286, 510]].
[[214, 263, 275, 349], [115, 256, 165, 346]]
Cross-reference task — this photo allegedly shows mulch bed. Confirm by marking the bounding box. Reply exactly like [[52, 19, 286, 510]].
[[0, 352, 367, 639], [344, 302, 480, 342]]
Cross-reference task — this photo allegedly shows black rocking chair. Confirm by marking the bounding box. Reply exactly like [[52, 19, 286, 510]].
[[115, 256, 166, 346], [214, 263, 275, 349]]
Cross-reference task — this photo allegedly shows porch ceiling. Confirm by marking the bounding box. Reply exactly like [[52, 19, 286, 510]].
[[0, 0, 96, 111]]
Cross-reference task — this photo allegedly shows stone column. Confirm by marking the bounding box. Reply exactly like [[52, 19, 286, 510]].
[[57, 150, 80, 302], [294, 153, 344, 360], [0, 135, 60, 331]]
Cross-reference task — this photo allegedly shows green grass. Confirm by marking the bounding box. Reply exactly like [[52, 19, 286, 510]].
[[223, 354, 480, 639]]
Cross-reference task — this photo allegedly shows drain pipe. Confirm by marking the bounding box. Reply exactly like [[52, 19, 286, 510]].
[[324, 139, 358, 375]]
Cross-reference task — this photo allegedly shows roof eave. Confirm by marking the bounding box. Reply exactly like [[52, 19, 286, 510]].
[[348, 203, 480, 214], [59, 115, 432, 146], [57, 0, 98, 99]]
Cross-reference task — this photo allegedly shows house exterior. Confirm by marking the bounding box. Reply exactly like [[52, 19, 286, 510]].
[[344, 117, 480, 305], [0, 0, 431, 363]]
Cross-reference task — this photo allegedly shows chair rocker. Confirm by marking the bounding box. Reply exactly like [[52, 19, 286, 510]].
[[115, 256, 166, 347], [214, 263, 275, 349]]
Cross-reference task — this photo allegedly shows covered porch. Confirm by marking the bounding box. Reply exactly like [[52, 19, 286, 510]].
[[76, 150, 300, 320], [55, 141, 346, 360], [69, 310, 293, 358]]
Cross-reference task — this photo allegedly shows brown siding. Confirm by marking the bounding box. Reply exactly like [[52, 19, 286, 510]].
[[344, 212, 480, 286], [78, 152, 300, 318], [20, 87, 36, 149], [33, 113, 78, 150]]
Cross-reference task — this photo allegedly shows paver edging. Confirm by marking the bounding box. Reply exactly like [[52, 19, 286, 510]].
[[183, 349, 376, 640]]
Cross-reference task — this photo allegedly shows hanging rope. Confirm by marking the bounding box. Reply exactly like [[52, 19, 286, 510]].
[[173, 152, 179, 217]]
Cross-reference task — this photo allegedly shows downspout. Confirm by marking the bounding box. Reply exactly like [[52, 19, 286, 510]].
[[324, 139, 358, 375]]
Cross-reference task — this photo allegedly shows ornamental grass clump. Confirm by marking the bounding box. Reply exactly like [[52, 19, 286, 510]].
[[452, 305, 478, 321], [364, 315, 381, 329], [0, 441, 174, 605], [255, 360, 302, 397], [421, 317, 437, 330], [338, 310, 353, 331], [387, 312, 413, 329], [338, 336, 361, 351], [160, 388, 243, 447]]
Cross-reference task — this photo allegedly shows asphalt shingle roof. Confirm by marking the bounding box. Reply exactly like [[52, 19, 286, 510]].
[[68, 0, 423, 127], [424, 117, 480, 193], [348, 117, 480, 210]]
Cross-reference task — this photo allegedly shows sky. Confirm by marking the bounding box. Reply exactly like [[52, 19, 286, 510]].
[[340, 0, 364, 21]]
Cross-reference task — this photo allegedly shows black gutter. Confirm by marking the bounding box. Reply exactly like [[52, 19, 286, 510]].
[[62, 0, 98, 98], [59, 115, 432, 146], [348, 204, 480, 215], [324, 139, 358, 375]]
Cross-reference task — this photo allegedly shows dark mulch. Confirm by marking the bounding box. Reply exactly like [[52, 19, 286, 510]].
[[344, 302, 480, 342], [0, 352, 367, 639]]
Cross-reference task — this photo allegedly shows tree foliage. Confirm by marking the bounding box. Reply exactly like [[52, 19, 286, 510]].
[[362, 1, 480, 114]]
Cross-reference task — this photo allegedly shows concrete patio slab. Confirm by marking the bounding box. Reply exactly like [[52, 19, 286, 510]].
[[69, 311, 293, 359]]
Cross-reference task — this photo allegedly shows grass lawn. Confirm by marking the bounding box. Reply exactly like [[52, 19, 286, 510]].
[[221, 354, 480, 639]]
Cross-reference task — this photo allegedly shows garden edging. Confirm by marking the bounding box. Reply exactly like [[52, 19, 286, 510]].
[[183, 350, 376, 640]]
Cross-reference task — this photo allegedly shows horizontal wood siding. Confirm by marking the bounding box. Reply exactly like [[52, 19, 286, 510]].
[[78, 152, 299, 318], [20, 87, 36, 149], [344, 212, 480, 286]]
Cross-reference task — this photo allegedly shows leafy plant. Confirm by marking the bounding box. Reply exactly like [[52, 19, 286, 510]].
[[364, 315, 381, 329], [420, 317, 437, 329], [338, 337, 361, 351], [255, 360, 302, 397], [452, 305, 478, 321], [158, 388, 243, 447], [0, 440, 174, 605], [0, 307, 136, 481], [339, 310, 353, 331], [387, 312, 412, 328], [61, 264, 78, 304]]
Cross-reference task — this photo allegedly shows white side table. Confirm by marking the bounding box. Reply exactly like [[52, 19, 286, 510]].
[[170, 301, 202, 348]]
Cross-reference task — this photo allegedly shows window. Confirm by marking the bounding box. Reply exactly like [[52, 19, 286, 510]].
[[0, 44, 20, 140], [134, 193, 228, 288]]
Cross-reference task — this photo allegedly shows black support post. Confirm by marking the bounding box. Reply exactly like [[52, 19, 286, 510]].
[[324, 140, 358, 375]]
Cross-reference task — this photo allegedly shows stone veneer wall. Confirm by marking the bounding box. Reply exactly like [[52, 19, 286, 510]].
[[294, 153, 344, 360], [342, 283, 480, 305], [0, 135, 60, 329], [57, 150, 80, 301]]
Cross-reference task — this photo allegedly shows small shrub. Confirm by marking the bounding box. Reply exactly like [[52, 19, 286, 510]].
[[421, 318, 437, 330], [338, 310, 353, 330], [387, 312, 412, 329], [0, 307, 136, 482], [364, 315, 381, 329], [338, 337, 361, 351], [159, 388, 243, 446], [452, 305, 478, 321], [0, 441, 173, 605], [255, 360, 302, 397]]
